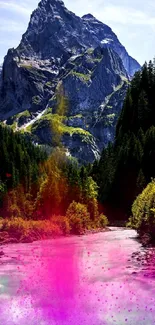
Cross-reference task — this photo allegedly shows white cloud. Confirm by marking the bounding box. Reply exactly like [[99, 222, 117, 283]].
[[0, 1, 32, 16], [94, 5, 155, 26]]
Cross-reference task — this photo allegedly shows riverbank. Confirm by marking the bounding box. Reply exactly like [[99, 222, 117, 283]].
[[137, 232, 155, 247], [0, 217, 110, 245]]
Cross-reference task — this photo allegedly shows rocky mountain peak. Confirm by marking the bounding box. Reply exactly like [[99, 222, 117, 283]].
[[0, 0, 141, 163], [17, 0, 83, 60], [82, 14, 96, 20], [13, 0, 141, 77], [34, 0, 71, 17]]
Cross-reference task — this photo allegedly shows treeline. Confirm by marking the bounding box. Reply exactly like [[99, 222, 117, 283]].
[[3, 149, 105, 223], [0, 125, 46, 202], [92, 60, 155, 222], [0, 125, 108, 237]]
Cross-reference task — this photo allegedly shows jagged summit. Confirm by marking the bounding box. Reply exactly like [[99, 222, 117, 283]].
[[17, 0, 84, 59], [0, 0, 141, 162], [36, 0, 71, 13], [82, 13, 109, 26], [15, 0, 140, 75], [37, 0, 66, 9], [82, 14, 96, 20], [39, 0, 64, 4]]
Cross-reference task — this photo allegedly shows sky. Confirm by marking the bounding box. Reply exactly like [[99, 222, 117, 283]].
[[0, 0, 155, 64]]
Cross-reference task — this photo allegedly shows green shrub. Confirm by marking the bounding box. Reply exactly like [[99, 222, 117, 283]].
[[66, 201, 90, 234], [51, 215, 71, 235], [1, 217, 62, 241], [129, 179, 155, 236], [98, 214, 109, 227]]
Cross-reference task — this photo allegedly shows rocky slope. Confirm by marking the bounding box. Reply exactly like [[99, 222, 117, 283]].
[[0, 0, 140, 163], [82, 14, 139, 77]]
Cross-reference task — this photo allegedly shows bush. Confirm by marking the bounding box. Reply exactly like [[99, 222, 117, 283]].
[[129, 179, 155, 236], [66, 201, 90, 234], [51, 215, 71, 235], [98, 214, 109, 227], [1, 217, 62, 241]]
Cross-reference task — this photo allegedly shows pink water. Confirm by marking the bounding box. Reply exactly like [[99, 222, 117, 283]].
[[0, 228, 155, 324]]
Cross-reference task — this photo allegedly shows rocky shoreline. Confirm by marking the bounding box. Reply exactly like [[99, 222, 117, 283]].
[[137, 232, 155, 247]]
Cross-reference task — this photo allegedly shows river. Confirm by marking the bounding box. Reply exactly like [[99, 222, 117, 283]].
[[0, 228, 155, 325]]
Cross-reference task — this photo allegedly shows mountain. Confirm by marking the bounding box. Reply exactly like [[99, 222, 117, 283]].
[[82, 14, 140, 77], [0, 0, 140, 163]]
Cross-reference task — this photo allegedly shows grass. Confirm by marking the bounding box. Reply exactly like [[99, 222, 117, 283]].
[[86, 48, 94, 55], [20, 64, 45, 78], [23, 124, 32, 133], [103, 79, 128, 109], [45, 81, 52, 87], [22, 111, 92, 143], [107, 113, 116, 119], [71, 71, 91, 82], [68, 114, 83, 120], [45, 107, 53, 114], [5, 110, 32, 132], [113, 82, 125, 92], [121, 75, 130, 83], [104, 113, 116, 126], [18, 110, 31, 118], [8, 110, 31, 121], [32, 113, 92, 138], [19, 64, 33, 69], [10, 121, 17, 131]]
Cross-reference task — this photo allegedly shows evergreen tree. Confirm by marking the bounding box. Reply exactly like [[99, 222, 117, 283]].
[[93, 59, 155, 221]]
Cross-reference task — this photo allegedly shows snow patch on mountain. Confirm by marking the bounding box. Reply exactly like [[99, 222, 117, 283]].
[[101, 38, 113, 44]]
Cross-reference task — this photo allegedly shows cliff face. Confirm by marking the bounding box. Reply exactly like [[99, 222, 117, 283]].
[[82, 14, 140, 77], [0, 0, 140, 163]]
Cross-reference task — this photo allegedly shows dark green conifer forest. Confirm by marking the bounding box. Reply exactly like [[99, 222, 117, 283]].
[[92, 60, 155, 223], [0, 126, 46, 202]]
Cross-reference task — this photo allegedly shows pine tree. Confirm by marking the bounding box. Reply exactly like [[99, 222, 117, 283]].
[[93, 59, 155, 220]]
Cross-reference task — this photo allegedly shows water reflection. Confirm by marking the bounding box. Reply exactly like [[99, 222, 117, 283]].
[[0, 229, 155, 324]]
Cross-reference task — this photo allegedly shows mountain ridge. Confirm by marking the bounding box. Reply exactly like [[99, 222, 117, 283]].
[[0, 0, 140, 163]]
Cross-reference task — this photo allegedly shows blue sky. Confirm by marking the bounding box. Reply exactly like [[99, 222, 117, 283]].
[[0, 0, 155, 64]]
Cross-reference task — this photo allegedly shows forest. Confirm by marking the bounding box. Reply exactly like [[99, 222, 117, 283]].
[[92, 60, 155, 240], [0, 125, 108, 242], [0, 60, 155, 242]]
